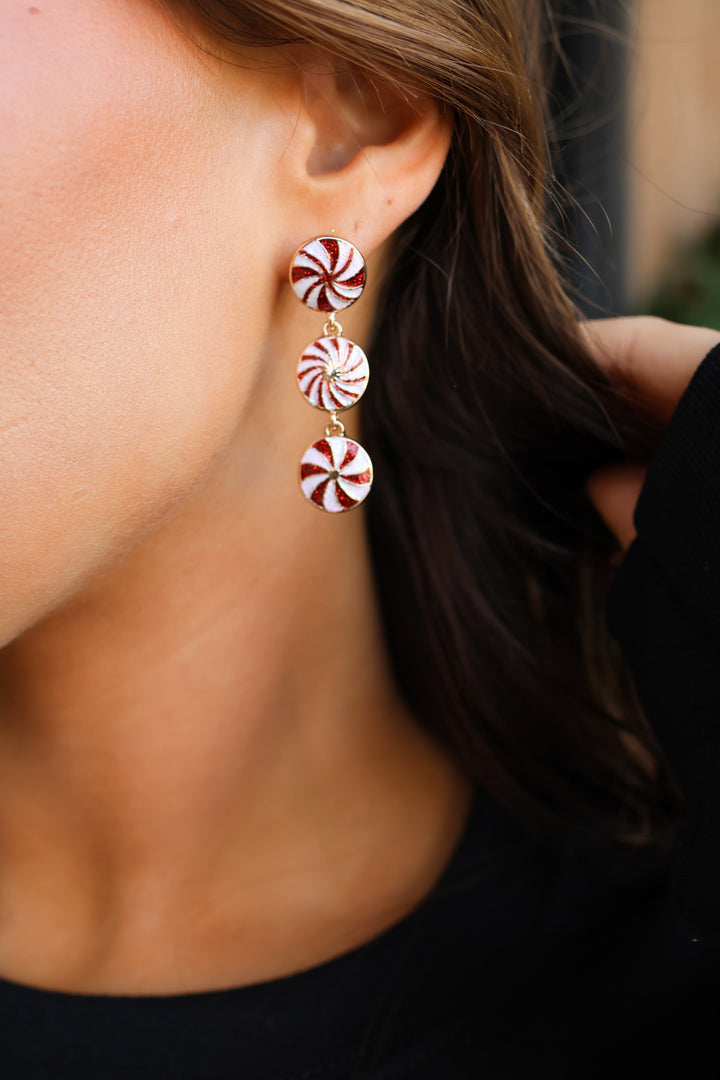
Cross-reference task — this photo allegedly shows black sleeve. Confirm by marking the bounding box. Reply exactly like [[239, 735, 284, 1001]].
[[606, 341, 720, 945]]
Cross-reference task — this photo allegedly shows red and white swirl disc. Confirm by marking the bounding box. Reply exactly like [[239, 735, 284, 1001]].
[[289, 237, 366, 312], [299, 436, 373, 512], [296, 336, 369, 412]]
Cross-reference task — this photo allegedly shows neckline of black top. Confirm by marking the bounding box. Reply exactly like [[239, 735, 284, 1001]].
[[0, 786, 552, 1077]]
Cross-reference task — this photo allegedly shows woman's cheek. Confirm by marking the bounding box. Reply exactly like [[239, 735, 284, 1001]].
[[0, 2, 272, 640]]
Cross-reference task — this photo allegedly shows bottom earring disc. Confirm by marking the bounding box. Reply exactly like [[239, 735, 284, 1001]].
[[299, 436, 373, 513]]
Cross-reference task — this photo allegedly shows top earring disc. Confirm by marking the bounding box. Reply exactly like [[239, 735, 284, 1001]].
[[289, 237, 366, 313]]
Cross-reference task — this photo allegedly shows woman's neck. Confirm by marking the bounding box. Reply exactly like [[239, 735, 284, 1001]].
[[0, 456, 473, 994]]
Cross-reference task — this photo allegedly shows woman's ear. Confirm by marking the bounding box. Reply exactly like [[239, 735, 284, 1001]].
[[279, 51, 452, 259]]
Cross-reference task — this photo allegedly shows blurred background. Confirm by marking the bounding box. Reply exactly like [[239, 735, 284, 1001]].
[[550, 0, 720, 326]]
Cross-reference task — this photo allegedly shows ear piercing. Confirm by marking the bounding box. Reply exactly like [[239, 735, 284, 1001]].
[[289, 236, 373, 513]]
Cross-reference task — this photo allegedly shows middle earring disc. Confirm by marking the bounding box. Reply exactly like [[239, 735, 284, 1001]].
[[296, 336, 369, 412]]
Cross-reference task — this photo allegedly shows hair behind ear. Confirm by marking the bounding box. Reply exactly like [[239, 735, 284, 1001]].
[[176, 0, 681, 853]]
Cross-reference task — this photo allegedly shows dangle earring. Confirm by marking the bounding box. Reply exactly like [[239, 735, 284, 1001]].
[[289, 236, 373, 513]]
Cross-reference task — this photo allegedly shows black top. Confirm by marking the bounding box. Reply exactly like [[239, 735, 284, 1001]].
[[4, 344, 720, 1080]]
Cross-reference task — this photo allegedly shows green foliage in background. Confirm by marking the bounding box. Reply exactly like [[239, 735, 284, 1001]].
[[645, 222, 720, 330]]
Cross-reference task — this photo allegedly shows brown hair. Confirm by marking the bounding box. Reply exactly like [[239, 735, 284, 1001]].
[[170, 0, 680, 852]]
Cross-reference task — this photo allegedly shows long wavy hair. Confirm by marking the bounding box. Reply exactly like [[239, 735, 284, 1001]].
[[169, 0, 681, 853]]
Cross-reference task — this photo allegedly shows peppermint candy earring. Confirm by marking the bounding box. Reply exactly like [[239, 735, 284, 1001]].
[[289, 236, 374, 513]]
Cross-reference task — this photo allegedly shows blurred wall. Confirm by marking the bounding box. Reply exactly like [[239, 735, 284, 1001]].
[[550, 0, 630, 316], [629, 0, 720, 303]]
